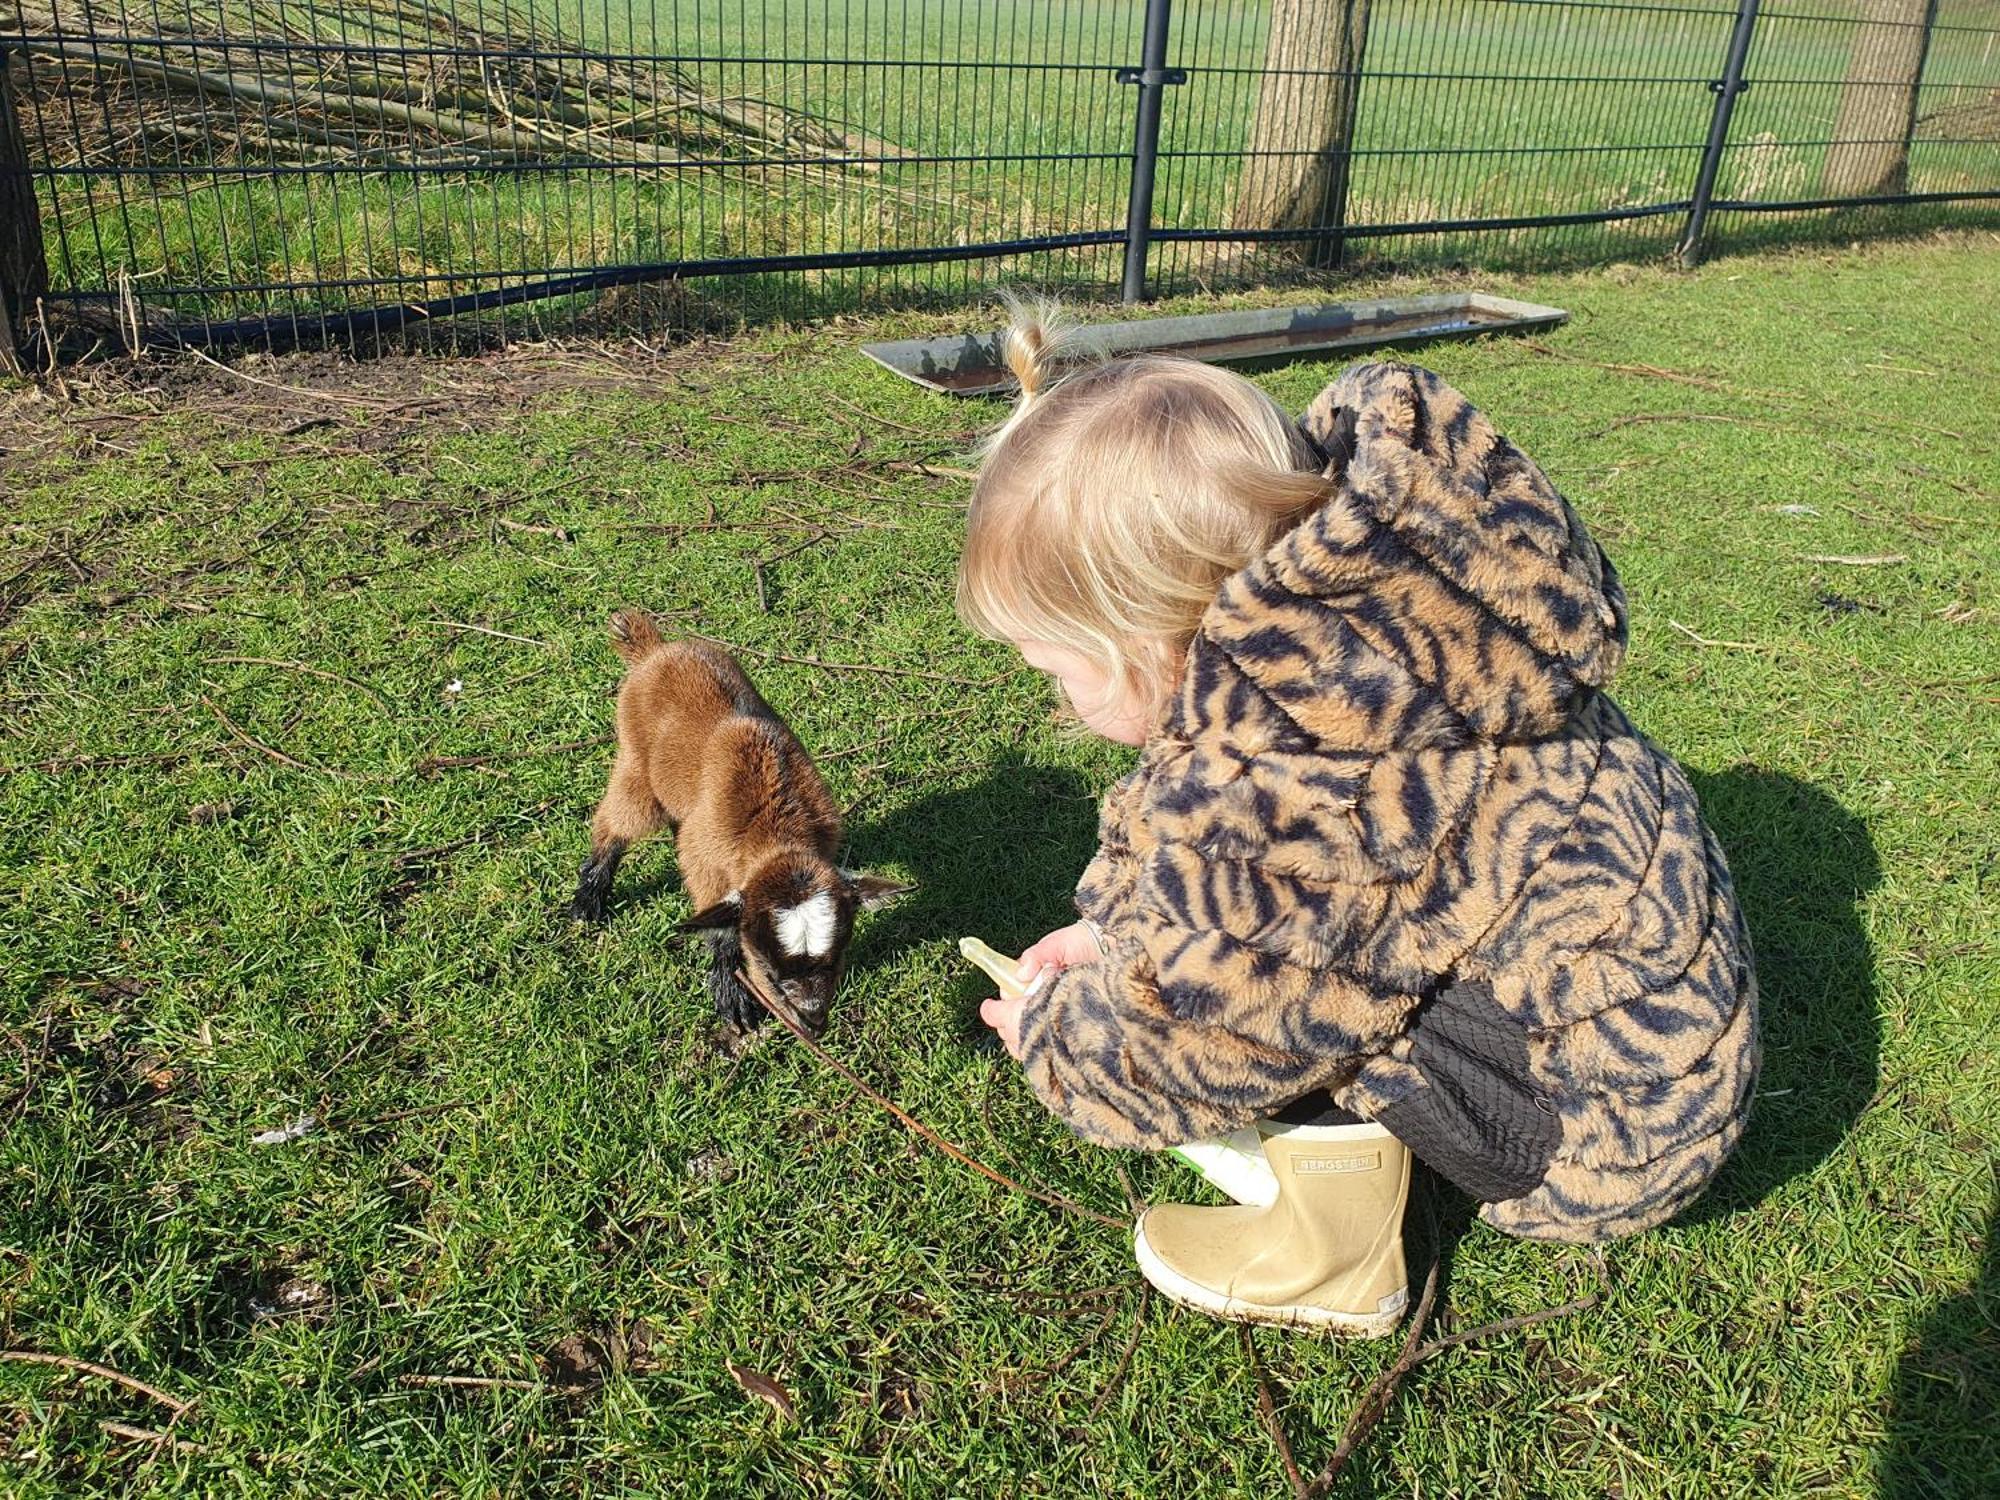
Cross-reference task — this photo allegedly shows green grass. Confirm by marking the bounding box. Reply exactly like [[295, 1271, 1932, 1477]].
[[31, 0, 2000, 327], [3, 235, 1998, 1496]]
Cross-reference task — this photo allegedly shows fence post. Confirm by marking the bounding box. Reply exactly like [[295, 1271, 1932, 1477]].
[[1677, 0, 1761, 268], [1119, 0, 1183, 303], [0, 47, 51, 372]]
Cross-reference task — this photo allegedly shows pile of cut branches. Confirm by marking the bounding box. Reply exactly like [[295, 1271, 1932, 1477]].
[[12, 0, 910, 184]]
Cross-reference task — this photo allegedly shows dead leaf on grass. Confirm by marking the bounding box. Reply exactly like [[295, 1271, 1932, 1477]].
[[727, 1360, 797, 1422]]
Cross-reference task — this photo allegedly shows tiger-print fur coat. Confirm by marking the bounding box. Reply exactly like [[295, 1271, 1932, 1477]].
[[1016, 361, 1759, 1243]]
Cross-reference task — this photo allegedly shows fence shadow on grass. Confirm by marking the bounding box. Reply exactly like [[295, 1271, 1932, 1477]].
[[1677, 767, 1882, 1227], [1877, 1193, 1998, 1499]]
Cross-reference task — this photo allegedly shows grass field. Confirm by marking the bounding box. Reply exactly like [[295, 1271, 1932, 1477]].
[[3, 234, 1998, 1496], [23, 0, 2000, 331]]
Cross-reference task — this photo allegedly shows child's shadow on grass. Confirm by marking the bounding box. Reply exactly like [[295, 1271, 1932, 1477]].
[[1876, 1193, 1997, 1499], [847, 749, 1103, 1031], [1677, 767, 1882, 1226]]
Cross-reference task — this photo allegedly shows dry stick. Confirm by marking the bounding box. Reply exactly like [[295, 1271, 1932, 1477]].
[[0, 1351, 192, 1417], [1667, 619, 1772, 653], [1404, 1277, 1608, 1373], [200, 694, 352, 778], [205, 656, 391, 712], [882, 458, 979, 482], [179, 345, 399, 410], [734, 969, 1126, 1229], [1304, 1255, 1443, 1498], [1242, 1328, 1309, 1500], [1088, 1287, 1152, 1422], [100, 1420, 206, 1453], [1797, 552, 1909, 566], [424, 618, 555, 648]]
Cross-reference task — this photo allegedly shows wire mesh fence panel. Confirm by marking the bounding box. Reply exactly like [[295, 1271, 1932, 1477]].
[[1704, 0, 2000, 253], [1, 0, 1996, 350]]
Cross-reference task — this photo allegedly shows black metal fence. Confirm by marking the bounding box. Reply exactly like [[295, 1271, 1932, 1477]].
[[2, 0, 1997, 354]]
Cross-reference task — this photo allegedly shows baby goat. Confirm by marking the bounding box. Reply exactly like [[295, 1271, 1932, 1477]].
[[570, 610, 908, 1039]]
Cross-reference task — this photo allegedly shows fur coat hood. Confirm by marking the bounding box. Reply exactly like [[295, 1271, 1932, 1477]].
[[1016, 361, 1759, 1243]]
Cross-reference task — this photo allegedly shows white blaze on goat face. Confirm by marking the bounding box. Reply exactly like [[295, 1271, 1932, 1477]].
[[774, 890, 839, 959]]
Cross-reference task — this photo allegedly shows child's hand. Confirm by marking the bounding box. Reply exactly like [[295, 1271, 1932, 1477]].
[[1015, 920, 1103, 984], [979, 995, 1027, 1060]]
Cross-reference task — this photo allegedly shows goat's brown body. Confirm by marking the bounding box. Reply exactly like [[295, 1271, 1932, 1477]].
[[590, 630, 841, 911], [570, 610, 901, 1040]]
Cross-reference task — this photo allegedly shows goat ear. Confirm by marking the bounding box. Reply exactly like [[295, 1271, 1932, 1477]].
[[678, 892, 743, 932], [843, 871, 914, 911]]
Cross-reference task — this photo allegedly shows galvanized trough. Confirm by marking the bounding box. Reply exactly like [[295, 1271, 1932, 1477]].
[[860, 292, 1567, 396]]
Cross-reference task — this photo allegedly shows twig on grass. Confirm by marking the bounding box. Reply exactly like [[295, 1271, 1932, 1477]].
[[1243, 1328, 1309, 1500], [1293, 1249, 1610, 1496], [1797, 553, 1909, 567], [1088, 1287, 1151, 1421], [1667, 619, 1772, 653], [200, 693, 353, 777], [1, 1350, 192, 1417], [1305, 1254, 1442, 1496], [424, 618, 555, 648], [882, 458, 979, 482], [734, 968, 1126, 1229], [100, 1419, 206, 1453], [1401, 1251, 1610, 1373], [205, 656, 391, 712]]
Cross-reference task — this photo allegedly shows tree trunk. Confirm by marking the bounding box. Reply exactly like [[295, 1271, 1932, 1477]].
[[1231, 0, 1371, 267], [0, 50, 51, 372], [1821, 0, 1936, 198]]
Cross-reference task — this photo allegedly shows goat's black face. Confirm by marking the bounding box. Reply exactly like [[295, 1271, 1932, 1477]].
[[681, 860, 911, 1038]]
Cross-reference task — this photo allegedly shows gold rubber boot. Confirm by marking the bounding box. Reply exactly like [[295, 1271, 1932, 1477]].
[[1134, 1119, 1410, 1336]]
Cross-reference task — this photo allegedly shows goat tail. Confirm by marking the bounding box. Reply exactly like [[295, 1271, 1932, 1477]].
[[607, 607, 665, 664]]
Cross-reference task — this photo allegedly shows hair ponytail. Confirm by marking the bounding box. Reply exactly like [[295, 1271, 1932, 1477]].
[[990, 294, 1070, 447]]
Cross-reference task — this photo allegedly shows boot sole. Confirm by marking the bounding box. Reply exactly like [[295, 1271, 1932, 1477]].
[[1133, 1219, 1408, 1338]]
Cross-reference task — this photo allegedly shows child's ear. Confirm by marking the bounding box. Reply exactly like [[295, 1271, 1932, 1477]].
[[677, 892, 743, 932], [844, 872, 914, 911]]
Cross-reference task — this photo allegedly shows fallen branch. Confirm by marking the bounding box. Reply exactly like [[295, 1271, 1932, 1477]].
[[1305, 1255, 1442, 1497], [424, 618, 554, 648], [735, 968, 1126, 1229], [1667, 619, 1772, 654], [1, 1350, 192, 1417], [205, 655, 391, 712], [200, 693, 353, 777], [100, 1419, 206, 1453], [1797, 553, 1909, 567], [1088, 1288, 1151, 1420], [1243, 1328, 1309, 1500]]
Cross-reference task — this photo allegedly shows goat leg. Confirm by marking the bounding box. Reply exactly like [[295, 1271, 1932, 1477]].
[[704, 929, 768, 1035], [570, 837, 629, 922]]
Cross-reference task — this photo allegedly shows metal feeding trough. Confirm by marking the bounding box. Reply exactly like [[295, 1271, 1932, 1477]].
[[860, 293, 1566, 396]]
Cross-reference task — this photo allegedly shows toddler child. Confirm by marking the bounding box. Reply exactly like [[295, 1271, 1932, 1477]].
[[960, 311, 1759, 1335]]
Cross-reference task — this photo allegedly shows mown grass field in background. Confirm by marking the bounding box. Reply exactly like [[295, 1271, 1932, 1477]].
[[28, 0, 2000, 330], [3, 234, 1997, 1496]]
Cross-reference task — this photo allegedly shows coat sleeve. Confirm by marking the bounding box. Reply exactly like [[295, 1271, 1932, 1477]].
[[1015, 839, 1396, 1151]]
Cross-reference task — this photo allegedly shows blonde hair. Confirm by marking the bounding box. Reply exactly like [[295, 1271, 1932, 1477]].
[[957, 301, 1334, 728]]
